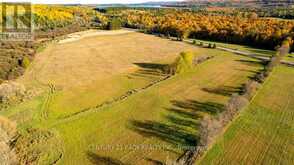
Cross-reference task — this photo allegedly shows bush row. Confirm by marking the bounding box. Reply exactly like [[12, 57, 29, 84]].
[[180, 39, 291, 165]]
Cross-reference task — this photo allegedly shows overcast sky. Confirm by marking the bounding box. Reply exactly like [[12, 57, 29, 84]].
[[2, 0, 184, 4]]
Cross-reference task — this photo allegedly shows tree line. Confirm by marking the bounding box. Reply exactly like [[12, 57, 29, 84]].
[[109, 9, 294, 50]]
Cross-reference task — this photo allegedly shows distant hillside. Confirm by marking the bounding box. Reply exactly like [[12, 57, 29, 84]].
[[162, 0, 294, 8]]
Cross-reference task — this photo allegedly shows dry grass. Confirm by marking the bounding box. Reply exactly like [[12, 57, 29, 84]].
[[19, 31, 198, 90], [0, 116, 17, 164]]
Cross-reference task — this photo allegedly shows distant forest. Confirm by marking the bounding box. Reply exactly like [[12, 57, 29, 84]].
[[104, 8, 294, 51]]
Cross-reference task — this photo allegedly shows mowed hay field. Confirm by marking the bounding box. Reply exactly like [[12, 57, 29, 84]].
[[51, 52, 261, 164], [1, 31, 263, 164], [19, 32, 198, 89], [199, 65, 294, 165]]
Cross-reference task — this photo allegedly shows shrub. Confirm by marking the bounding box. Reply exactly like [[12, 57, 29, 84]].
[[255, 72, 266, 83], [176, 29, 190, 41], [199, 115, 223, 149], [193, 55, 213, 65], [212, 44, 217, 49], [242, 80, 260, 99], [168, 52, 194, 75], [0, 116, 17, 165], [21, 56, 31, 69], [0, 82, 26, 104], [226, 93, 249, 117], [15, 128, 63, 165], [107, 18, 122, 30], [265, 39, 291, 75]]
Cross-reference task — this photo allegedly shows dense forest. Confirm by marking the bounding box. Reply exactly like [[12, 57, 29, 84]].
[[106, 9, 294, 50]]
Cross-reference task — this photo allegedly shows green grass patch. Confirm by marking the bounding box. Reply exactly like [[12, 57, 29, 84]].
[[1, 46, 263, 164], [193, 39, 276, 57], [199, 65, 294, 164]]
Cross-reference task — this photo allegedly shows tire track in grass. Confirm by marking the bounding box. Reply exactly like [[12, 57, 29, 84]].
[[40, 84, 56, 120]]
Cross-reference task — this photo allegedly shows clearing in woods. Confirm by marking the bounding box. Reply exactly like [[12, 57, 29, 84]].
[[199, 65, 294, 164], [2, 30, 263, 164]]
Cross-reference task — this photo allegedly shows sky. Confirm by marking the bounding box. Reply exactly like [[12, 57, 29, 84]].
[[1, 0, 185, 4]]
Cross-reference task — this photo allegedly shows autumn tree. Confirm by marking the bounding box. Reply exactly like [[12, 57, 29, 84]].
[[115, 9, 294, 50]]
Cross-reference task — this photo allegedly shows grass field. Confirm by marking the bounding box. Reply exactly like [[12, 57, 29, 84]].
[[52, 51, 260, 164], [0, 31, 268, 164], [199, 65, 294, 164], [18, 32, 198, 90], [193, 39, 294, 63]]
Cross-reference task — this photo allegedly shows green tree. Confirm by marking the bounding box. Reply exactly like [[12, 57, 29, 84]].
[[107, 18, 122, 30]]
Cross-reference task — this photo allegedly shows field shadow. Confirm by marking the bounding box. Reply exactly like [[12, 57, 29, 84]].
[[238, 67, 265, 81], [145, 158, 165, 165], [202, 86, 241, 97], [169, 100, 225, 115], [87, 152, 126, 165], [134, 63, 168, 71], [128, 100, 224, 152], [243, 47, 274, 57], [236, 59, 265, 67], [235, 68, 261, 75], [128, 62, 169, 79]]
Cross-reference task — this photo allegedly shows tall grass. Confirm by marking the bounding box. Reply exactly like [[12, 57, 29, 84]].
[[0, 116, 17, 164]]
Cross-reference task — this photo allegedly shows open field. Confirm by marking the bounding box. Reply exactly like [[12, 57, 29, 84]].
[[18, 32, 198, 90], [0, 31, 264, 164], [1, 4, 294, 165], [193, 39, 294, 63], [52, 52, 260, 164], [199, 65, 294, 164], [193, 39, 275, 57]]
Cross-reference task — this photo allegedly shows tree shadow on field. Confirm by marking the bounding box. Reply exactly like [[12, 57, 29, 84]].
[[243, 47, 274, 57], [235, 68, 261, 75], [145, 158, 165, 165], [170, 100, 225, 115], [87, 152, 127, 165], [202, 85, 242, 97], [128, 63, 169, 79], [128, 100, 224, 154], [236, 59, 266, 67]]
